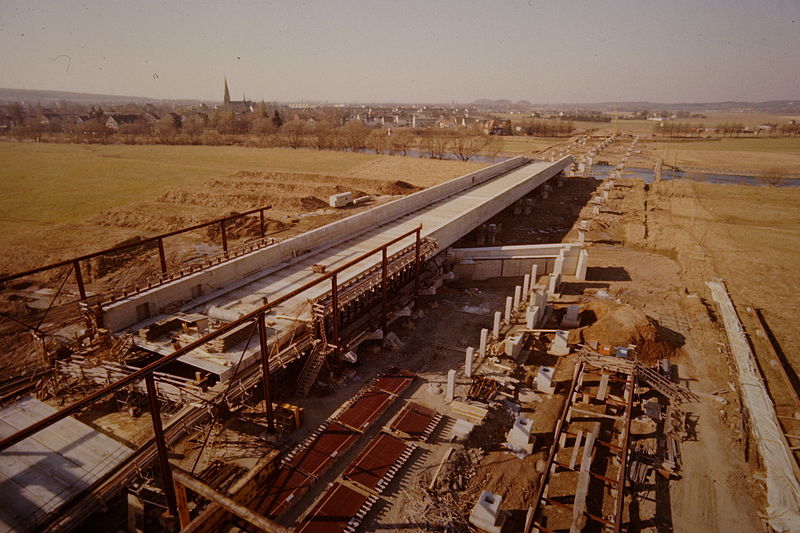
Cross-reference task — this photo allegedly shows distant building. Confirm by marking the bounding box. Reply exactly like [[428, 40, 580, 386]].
[[105, 113, 145, 131], [222, 78, 254, 113]]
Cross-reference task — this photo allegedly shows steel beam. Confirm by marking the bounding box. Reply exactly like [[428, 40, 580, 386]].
[[258, 313, 275, 433], [331, 274, 339, 348], [220, 220, 228, 253], [381, 247, 388, 333], [172, 468, 292, 533], [73, 259, 86, 300], [145, 373, 177, 516], [157, 237, 168, 275], [0, 225, 421, 452]]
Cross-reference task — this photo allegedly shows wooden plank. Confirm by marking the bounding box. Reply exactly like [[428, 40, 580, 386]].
[[570, 422, 599, 533], [597, 373, 609, 401], [569, 430, 583, 470], [571, 431, 596, 533], [569, 406, 623, 421]]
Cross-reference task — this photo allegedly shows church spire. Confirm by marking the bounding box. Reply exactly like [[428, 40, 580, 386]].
[[223, 77, 231, 105]]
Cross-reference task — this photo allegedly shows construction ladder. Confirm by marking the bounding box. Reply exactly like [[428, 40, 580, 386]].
[[296, 307, 329, 397]]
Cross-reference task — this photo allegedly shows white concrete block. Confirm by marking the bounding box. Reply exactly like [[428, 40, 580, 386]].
[[530, 264, 539, 288], [522, 274, 530, 297], [513, 285, 522, 310], [534, 366, 556, 394], [505, 334, 523, 358], [469, 491, 506, 533], [561, 305, 580, 328], [479, 328, 488, 356], [549, 330, 570, 356], [465, 347, 474, 378], [329, 191, 353, 208], [506, 416, 535, 454], [493, 311, 501, 339], [504, 296, 513, 325]]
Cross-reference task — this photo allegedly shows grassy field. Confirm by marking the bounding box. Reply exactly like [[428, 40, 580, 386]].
[[0, 141, 486, 273], [0, 142, 381, 232], [651, 137, 800, 175], [496, 136, 565, 154]]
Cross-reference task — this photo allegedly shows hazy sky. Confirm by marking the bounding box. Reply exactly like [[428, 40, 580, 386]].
[[1, 0, 798, 104]]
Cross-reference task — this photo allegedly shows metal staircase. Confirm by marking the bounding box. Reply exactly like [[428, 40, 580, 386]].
[[296, 309, 329, 397]]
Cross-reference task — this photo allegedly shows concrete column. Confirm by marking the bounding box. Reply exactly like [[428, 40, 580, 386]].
[[446, 369, 456, 402], [530, 264, 539, 287], [504, 296, 513, 324], [493, 311, 501, 339], [513, 285, 522, 310], [577, 230, 586, 243], [479, 328, 488, 356], [526, 308, 535, 329], [576, 249, 589, 281], [465, 347, 474, 378], [553, 251, 565, 277], [522, 274, 530, 296], [548, 273, 560, 294]]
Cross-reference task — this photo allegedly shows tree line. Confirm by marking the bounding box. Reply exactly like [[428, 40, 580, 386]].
[[1, 101, 511, 161]]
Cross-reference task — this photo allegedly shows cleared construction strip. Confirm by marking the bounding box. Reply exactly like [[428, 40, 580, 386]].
[[707, 280, 800, 532]]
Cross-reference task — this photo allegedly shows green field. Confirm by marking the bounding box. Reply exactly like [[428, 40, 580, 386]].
[[0, 142, 379, 231]]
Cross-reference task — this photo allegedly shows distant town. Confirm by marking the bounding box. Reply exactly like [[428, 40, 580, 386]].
[[0, 84, 797, 158]]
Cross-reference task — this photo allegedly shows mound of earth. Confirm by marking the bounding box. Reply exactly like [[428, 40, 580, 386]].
[[381, 180, 422, 195], [579, 300, 678, 363]]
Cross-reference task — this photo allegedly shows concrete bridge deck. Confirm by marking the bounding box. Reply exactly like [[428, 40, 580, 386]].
[[109, 157, 573, 377]]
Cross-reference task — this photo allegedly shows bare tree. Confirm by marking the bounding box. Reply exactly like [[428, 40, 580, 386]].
[[420, 129, 453, 159], [338, 120, 370, 151], [282, 118, 307, 148], [389, 129, 414, 155], [154, 116, 178, 143], [450, 126, 491, 161], [183, 114, 206, 141], [310, 120, 335, 150], [366, 128, 389, 153]]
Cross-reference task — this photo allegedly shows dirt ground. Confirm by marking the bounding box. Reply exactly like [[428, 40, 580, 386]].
[[348, 172, 779, 532], [4, 136, 796, 532]]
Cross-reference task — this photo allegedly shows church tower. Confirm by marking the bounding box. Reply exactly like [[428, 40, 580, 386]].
[[223, 77, 231, 105]]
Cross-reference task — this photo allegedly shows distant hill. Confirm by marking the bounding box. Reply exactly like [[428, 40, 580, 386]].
[[0, 87, 210, 106], [471, 98, 799, 114]]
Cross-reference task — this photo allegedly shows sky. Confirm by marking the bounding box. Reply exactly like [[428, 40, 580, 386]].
[[0, 0, 798, 104]]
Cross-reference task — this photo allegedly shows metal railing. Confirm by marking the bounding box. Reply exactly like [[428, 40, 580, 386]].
[[0, 223, 425, 519]]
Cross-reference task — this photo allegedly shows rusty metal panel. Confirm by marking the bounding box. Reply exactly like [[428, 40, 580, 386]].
[[335, 390, 395, 432], [255, 468, 315, 519], [343, 433, 412, 493], [388, 402, 440, 441], [296, 482, 374, 533], [372, 367, 416, 396], [286, 422, 359, 479]]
